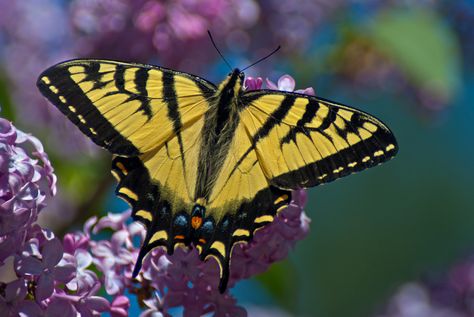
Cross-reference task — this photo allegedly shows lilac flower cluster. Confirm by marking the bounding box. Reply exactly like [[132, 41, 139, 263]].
[[0, 73, 312, 316], [376, 257, 474, 317], [0, 117, 56, 265], [0, 117, 115, 316], [82, 190, 308, 316]]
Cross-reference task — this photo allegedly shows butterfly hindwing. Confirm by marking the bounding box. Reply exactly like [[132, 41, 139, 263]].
[[240, 90, 398, 189], [36, 59, 216, 155]]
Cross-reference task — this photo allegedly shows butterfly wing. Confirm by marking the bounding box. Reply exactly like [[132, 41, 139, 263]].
[[239, 90, 398, 189], [37, 59, 216, 156], [111, 113, 205, 277], [37, 59, 216, 280], [184, 90, 397, 292]]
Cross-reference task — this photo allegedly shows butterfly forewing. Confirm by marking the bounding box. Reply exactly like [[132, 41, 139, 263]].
[[240, 90, 398, 189], [37, 59, 216, 155]]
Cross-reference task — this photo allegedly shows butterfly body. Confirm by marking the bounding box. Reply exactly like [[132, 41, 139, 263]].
[[37, 59, 398, 292]]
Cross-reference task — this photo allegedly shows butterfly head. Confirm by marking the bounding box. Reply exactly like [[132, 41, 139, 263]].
[[218, 68, 245, 100]]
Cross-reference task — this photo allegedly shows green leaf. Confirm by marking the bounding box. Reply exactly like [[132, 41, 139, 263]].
[[368, 8, 461, 101]]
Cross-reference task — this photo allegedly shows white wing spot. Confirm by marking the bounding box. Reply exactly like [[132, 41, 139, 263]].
[[59, 96, 66, 103]]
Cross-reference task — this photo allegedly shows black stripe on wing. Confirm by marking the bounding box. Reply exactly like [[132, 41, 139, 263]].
[[37, 65, 140, 156], [271, 123, 398, 189]]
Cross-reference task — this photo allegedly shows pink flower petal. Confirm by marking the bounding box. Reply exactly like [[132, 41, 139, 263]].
[[83, 296, 110, 311], [277, 75, 296, 91]]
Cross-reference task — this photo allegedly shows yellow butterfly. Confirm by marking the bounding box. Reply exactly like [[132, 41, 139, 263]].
[[37, 59, 398, 292]]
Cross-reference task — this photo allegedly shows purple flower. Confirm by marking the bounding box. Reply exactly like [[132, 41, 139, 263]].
[[51, 285, 110, 316], [0, 278, 29, 315], [97, 190, 309, 316], [265, 75, 316, 95], [245, 74, 315, 95], [376, 256, 474, 317], [140, 293, 170, 317], [91, 229, 135, 295], [110, 295, 130, 317], [64, 249, 98, 294], [0, 118, 56, 263], [15, 237, 75, 301]]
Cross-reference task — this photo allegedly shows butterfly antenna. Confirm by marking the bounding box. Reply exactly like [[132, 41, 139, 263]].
[[208, 30, 233, 71], [241, 45, 281, 72]]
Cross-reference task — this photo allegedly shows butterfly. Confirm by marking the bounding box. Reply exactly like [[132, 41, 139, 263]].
[[37, 59, 398, 292]]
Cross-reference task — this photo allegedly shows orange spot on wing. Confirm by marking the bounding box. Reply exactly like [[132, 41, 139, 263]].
[[191, 216, 202, 229], [174, 235, 185, 240]]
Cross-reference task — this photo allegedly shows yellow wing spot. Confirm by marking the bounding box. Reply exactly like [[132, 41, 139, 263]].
[[68, 66, 85, 74], [68, 106, 77, 113], [363, 122, 378, 133], [347, 132, 361, 146], [277, 205, 287, 213], [78, 115, 86, 124], [348, 162, 358, 168], [99, 63, 116, 73], [174, 242, 186, 250], [196, 245, 203, 254], [338, 109, 353, 121], [59, 96, 66, 103], [386, 144, 395, 151], [89, 128, 97, 135], [333, 167, 344, 173], [374, 150, 384, 157], [362, 156, 371, 163], [314, 104, 329, 128], [149, 230, 168, 244], [232, 229, 250, 237], [136, 210, 153, 222], [115, 162, 128, 175], [210, 241, 226, 258], [254, 215, 274, 224], [49, 85, 59, 94], [274, 194, 289, 205], [318, 173, 327, 180], [118, 187, 138, 201], [41, 76, 51, 84], [111, 170, 121, 182], [334, 116, 346, 130]]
